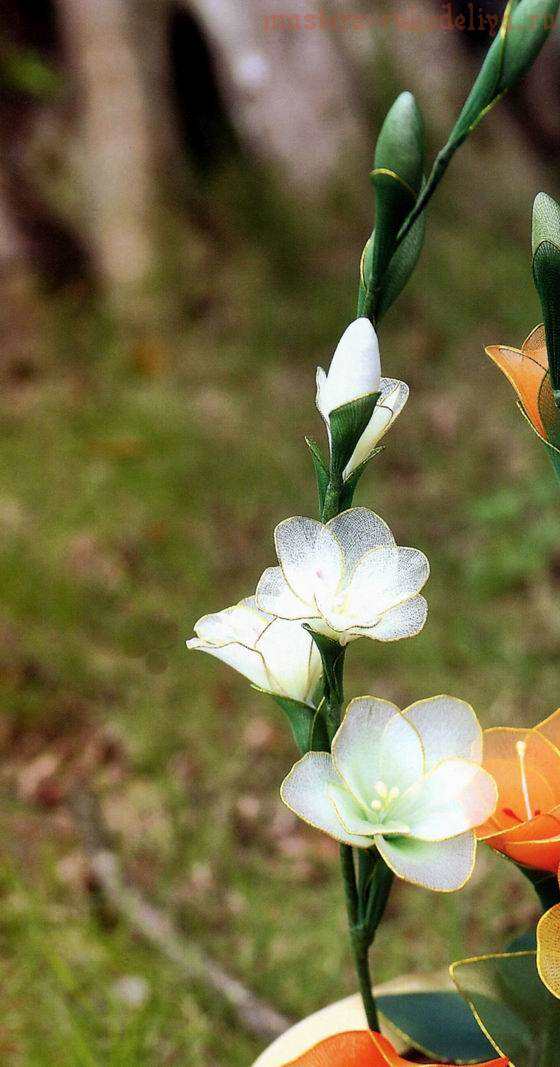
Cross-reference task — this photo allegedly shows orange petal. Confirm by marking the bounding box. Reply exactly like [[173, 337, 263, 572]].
[[490, 833, 560, 873], [485, 343, 547, 436], [477, 728, 560, 840], [522, 324, 548, 369], [537, 902, 560, 998], [283, 1030, 507, 1066], [536, 706, 560, 750]]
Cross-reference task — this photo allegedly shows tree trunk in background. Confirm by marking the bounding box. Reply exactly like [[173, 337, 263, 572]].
[[184, 0, 371, 192], [0, 158, 40, 377], [56, 0, 177, 329]]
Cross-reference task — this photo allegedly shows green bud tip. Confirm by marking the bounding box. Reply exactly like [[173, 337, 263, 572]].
[[373, 91, 425, 198], [532, 191, 560, 256]]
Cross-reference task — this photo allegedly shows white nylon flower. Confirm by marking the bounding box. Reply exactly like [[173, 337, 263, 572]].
[[255, 507, 429, 645], [281, 695, 498, 891], [187, 597, 321, 705], [316, 318, 408, 479]]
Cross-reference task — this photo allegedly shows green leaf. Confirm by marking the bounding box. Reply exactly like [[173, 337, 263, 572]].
[[451, 948, 560, 1065], [507, 930, 537, 953], [375, 201, 427, 321], [272, 695, 316, 755], [377, 990, 496, 1064], [305, 437, 329, 513], [329, 393, 379, 478]]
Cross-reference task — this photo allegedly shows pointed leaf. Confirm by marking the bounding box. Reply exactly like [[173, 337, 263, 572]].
[[377, 991, 497, 1064], [305, 437, 329, 513], [451, 948, 560, 1064]]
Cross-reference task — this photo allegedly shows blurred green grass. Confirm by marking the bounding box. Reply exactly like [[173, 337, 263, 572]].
[[2, 150, 560, 1064]]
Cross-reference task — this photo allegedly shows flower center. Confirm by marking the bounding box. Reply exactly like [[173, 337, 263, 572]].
[[516, 739, 533, 821], [370, 779, 400, 812]]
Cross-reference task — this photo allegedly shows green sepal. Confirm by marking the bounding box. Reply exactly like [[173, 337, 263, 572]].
[[451, 947, 560, 1065], [357, 232, 374, 318], [272, 695, 317, 755], [533, 192, 560, 401], [329, 392, 380, 479], [304, 628, 345, 739], [305, 436, 329, 512], [339, 446, 384, 510], [375, 192, 427, 321], [377, 990, 496, 1065], [310, 706, 329, 753], [370, 92, 424, 296]]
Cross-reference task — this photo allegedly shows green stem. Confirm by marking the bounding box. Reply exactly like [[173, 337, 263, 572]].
[[395, 144, 453, 250], [364, 859, 394, 934], [351, 926, 379, 1032], [340, 846, 379, 1030], [321, 477, 343, 524]]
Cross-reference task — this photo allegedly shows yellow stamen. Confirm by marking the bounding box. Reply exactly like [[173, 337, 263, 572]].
[[516, 740, 533, 822]]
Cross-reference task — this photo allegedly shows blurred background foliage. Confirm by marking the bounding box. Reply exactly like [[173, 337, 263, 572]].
[[2, 1, 560, 1063]]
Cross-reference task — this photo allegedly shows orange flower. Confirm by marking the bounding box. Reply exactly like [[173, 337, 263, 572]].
[[476, 708, 560, 871], [485, 324, 560, 450], [282, 1030, 507, 1066]]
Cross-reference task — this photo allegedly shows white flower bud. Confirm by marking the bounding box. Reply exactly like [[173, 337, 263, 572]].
[[316, 318, 381, 420]]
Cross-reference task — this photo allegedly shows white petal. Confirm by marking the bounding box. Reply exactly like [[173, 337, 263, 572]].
[[403, 696, 483, 769], [328, 782, 378, 836], [274, 516, 342, 604], [376, 832, 476, 891], [281, 753, 373, 847], [256, 566, 312, 620], [391, 760, 498, 841], [192, 600, 269, 646], [257, 618, 321, 704], [344, 379, 409, 477], [332, 697, 423, 807], [344, 545, 429, 627], [187, 637, 271, 690], [327, 508, 395, 574], [364, 595, 428, 641], [321, 319, 380, 416], [315, 365, 330, 422]]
